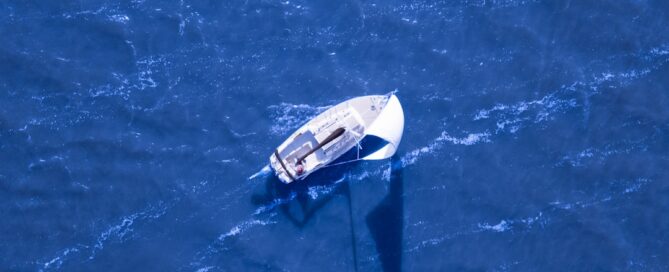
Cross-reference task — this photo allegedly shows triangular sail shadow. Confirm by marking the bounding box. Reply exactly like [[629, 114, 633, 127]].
[[366, 155, 404, 272]]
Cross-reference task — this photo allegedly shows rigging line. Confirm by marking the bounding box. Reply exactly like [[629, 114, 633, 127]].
[[320, 132, 364, 169], [320, 157, 363, 168], [349, 129, 363, 160]]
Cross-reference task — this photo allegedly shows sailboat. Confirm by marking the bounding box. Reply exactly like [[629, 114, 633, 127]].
[[269, 93, 404, 184]]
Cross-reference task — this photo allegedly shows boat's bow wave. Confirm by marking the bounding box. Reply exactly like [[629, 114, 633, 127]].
[[248, 165, 271, 180]]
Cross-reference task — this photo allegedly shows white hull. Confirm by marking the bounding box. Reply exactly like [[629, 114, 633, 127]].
[[269, 94, 404, 184]]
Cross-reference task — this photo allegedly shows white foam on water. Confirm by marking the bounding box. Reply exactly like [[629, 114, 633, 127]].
[[408, 178, 652, 253], [381, 162, 392, 182], [307, 185, 336, 200], [479, 212, 547, 234], [467, 0, 541, 9], [108, 14, 129, 23], [495, 117, 528, 133], [589, 45, 669, 89], [253, 193, 297, 215], [196, 266, 215, 272], [478, 220, 512, 232], [189, 180, 211, 194], [440, 132, 491, 145], [431, 49, 449, 55], [519, 212, 545, 227], [413, 185, 448, 193], [473, 92, 577, 125], [400, 147, 431, 168], [407, 228, 483, 253], [218, 217, 277, 241], [623, 179, 649, 194], [267, 103, 331, 135], [474, 104, 509, 120], [230, 130, 257, 138], [87, 55, 166, 101], [401, 17, 418, 24], [93, 217, 137, 251], [306, 178, 345, 200], [650, 45, 669, 56], [217, 159, 236, 164], [347, 170, 375, 181], [551, 195, 609, 210], [248, 165, 271, 180], [420, 93, 453, 102], [407, 210, 547, 253], [42, 248, 78, 271], [621, 178, 651, 194], [494, 261, 522, 272], [468, 47, 669, 135], [552, 178, 652, 211], [558, 148, 600, 167], [90, 204, 168, 257], [190, 184, 299, 268], [557, 139, 650, 167], [39, 203, 169, 270], [400, 131, 490, 167]]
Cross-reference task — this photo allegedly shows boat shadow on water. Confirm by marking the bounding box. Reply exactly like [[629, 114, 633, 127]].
[[252, 159, 359, 228], [251, 155, 404, 272]]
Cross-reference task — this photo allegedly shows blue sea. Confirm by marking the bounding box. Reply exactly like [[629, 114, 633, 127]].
[[2, 1, 668, 271]]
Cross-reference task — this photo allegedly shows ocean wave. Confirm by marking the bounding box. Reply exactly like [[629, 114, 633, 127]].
[[218, 217, 277, 241], [91, 204, 168, 256], [478, 220, 512, 232], [557, 138, 652, 167], [42, 248, 79, 271], [267, 103, 331, 135], [550, 178, 652, 210], [360, 0, 541, 25], [190, 212, 278, 270], [471, 44, 669, 138], [307, 177, 345, 199], [39, 202, 169, 271], [195, 266, 215, 272], [400, 131, 490, 167], [473, 91, 577, 124], [253, 193, 297, 215], [381, 162, 392, 181], [408, 178, 652, 253]]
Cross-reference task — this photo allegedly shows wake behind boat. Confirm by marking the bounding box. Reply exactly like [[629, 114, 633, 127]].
[[269, 94, 404, 184]]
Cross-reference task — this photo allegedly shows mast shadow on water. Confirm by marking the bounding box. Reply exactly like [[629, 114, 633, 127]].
[[251, 148, 405, 272], [366, 154, 404, 272]]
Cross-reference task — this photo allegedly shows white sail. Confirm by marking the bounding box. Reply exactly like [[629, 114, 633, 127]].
[[361, 94, 404, 160]]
